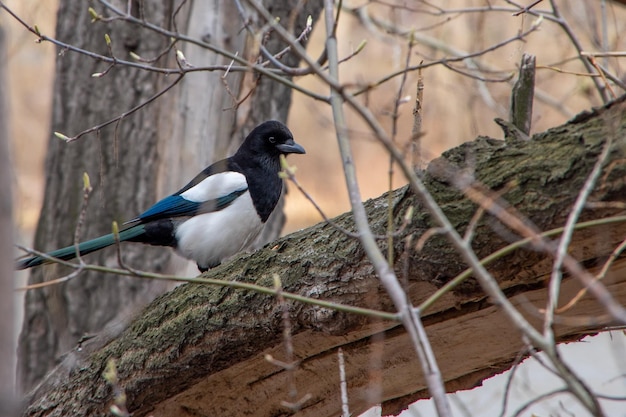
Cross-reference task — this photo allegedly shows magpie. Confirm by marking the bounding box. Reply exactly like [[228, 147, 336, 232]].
[[16, 120, 305, 272]]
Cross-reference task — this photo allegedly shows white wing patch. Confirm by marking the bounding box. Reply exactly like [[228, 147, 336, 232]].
[[174, 191, 263, 269], [181, 171, 248, 203]]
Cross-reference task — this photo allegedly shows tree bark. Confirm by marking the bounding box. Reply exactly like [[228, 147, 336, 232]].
[[21, 96, 626, 417], [17, 0, 322, 394], [16, 1, 177, 394], [0, 23, 18, 417]]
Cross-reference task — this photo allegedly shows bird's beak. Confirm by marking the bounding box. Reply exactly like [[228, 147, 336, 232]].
[[277, 139, 306, 155]]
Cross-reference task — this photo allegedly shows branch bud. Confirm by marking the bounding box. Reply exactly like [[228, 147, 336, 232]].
[[279, 154, 297, 177], [398, 95, 411, 105], [82, 172, 92, 192], [88, 7, 99, 22], [355, 39, 367, 54], [279, 154, 288, 171], [110, 405, 125, 417], [404, 206, 414, 223], [272, 273, 282, 290], [531, 15, 544, 30], [176, 49, 192, 67], [54, 131, 70, 141], [103, 359, 118, 384]]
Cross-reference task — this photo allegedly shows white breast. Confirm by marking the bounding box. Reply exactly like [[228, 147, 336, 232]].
[[174, 191, 264, 269]]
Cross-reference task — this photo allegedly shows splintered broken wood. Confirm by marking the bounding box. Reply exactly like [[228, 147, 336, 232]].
[[22, 96, 626, 417], [156, 260, 626, 417]]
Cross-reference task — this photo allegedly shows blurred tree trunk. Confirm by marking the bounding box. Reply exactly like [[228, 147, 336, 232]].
[[0, 24, 17, 417], [17, 0, 321, 394]]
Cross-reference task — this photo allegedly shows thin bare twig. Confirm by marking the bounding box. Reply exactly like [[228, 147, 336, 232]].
[[512, 0, 544, 16], [337, 348, 350, 417], [452, 175, 626, 326], [1, 2, 328, 103], [547, 0, 609, 102], [16, 255, 400, 320], [419, 215, 626, 313], [70, 173, 94, 268], [556, 235, 626, 314], [464, 182, 516, 245], [268, 274, 312, 412], [497, 347, 532, 417], [587, 55, 618, 99], [544, 137, 614, 338], [15, 173, 94, 288], [387, 29, 416, 264], [510, 388, 570, 417], [59, 74, 185, 142], [348, 7, 574, 118], [349, 10, 542, 96], [111, 221, 141, 275], [14, 246, 84, 290], [411, 64, 424, 168], [96, 0, 328, 100], [280, 156, 413, 240]]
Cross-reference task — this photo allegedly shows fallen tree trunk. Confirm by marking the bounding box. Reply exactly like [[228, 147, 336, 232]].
[[22, 96, 626, 417]]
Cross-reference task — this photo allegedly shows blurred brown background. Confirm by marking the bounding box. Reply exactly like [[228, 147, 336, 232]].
[[5, 0, 626, 237]]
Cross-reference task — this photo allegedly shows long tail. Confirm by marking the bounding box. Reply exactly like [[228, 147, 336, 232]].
[[16, 225, 146, 270]]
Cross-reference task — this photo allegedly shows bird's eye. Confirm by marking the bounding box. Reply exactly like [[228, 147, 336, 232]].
[[268, 136, 276, 144]]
